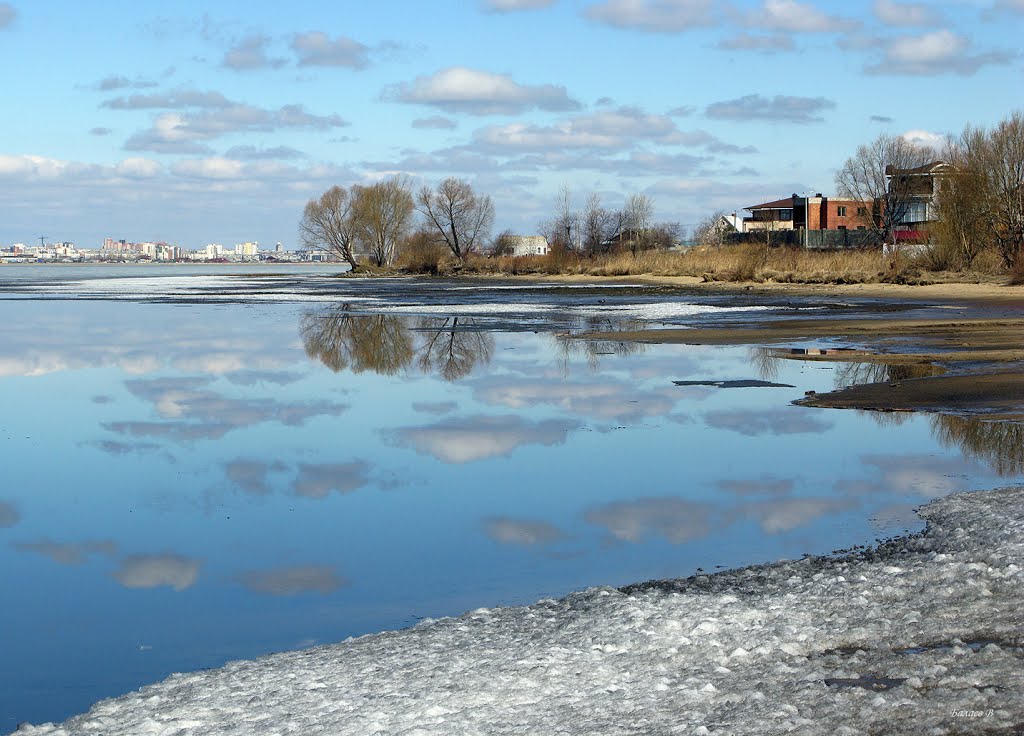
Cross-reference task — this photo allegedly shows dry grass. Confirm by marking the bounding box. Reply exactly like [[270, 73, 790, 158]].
[[389, 244, 1015, 286]]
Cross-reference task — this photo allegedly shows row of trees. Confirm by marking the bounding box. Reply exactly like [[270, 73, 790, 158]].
[[539, 187, 681, 255], [300, 176, 495, 270], [301, 176, 680, 270], [933, 111, 1024, 268]]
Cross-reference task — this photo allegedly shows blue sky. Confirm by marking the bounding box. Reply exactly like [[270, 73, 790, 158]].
[[0, 0, 1020, 248]]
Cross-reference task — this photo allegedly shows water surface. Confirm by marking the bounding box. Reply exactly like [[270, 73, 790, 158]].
[[1, 266, 1018, 729]]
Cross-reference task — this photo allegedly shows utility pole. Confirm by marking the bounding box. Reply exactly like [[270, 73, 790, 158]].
[[38, 235, 47, 248]]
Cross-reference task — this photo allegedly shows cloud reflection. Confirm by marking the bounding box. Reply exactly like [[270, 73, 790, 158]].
[[716, 475, 795, 496], [236, 565, 346, 595], [225, 459, 287, 495], [704, 408, 833, 436], [15, 539, 118, 565], [484, 517, 566, 546], [732, 497, 854, 534], [584, 498, 714, 544], [0, 500, 21, 528], [293, 462, 371, 498], [392, 415, 574, 463], [111, 554, 201, 591]]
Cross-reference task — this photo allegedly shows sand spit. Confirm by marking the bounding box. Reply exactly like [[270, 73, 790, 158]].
[[16, 486, 1024, 736]]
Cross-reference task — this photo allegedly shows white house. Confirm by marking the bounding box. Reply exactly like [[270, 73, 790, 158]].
[[509, 235, 550, 256]]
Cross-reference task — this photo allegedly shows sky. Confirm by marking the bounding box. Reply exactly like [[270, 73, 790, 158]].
[[0, 0, 1021, 249]]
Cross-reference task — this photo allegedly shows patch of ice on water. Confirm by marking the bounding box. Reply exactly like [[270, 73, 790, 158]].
[[373, 301, 779, 320], [16, 486, 1024, 735]]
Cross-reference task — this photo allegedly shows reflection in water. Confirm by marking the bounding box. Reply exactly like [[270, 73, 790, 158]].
[[552, 317, 647, 372], [833, 360, 941, 390], [300, 310, 494, 381], [932, 415, 1024, 476]]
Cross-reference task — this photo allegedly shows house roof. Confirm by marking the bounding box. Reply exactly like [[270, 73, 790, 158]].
[[885, 160, 949, 176], [745, 197, 794, 212]]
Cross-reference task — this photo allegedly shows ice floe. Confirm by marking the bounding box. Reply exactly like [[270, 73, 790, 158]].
[[15, 485, 1024, 735]]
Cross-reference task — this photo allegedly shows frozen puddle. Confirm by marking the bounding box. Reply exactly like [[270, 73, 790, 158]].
[[17, 487, 1024, 736]]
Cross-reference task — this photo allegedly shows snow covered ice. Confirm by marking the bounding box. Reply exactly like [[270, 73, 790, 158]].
[[16, 486, 1024, 735]]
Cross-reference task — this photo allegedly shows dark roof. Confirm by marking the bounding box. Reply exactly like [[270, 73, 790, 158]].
[[885, 160, 949, 176], [745, 197, 794, 211]]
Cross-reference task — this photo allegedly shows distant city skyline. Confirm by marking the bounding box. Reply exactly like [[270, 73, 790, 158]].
[[0, 0, 1020, 248]]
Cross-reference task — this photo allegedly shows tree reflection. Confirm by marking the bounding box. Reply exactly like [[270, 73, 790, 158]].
[[552, 317, 647, 373], [300, 309, 494, 381], [415, 317, 495, 381], [931, 414, 1024, 476], [833, 360, 941, 390]]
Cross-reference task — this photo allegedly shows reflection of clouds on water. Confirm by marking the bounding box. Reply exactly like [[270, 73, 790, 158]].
[[392, 415, 574, 464], [112, 554, 201, 591], [0, 500, 22, 528], [106, 377, 348, 443], [472, 378, 678, 424], [584, 498, 714, 544], [92, 394, 113, 404], [412, 400, 458, 415], [716, 475, 795, 496], [90, 439, 164, 456], [484, 518, 566, 546], [15, 539, 118, 565], [732, 497, 854, 534], [293, 462, 371, 498], [223, 369, 304, 386], [704, 408, 833, 436], [860, 453, 981, 498], [236, 565, 346, 596], [226, 459, 287, 495]]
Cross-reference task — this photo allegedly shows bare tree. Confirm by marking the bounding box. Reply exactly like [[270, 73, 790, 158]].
[[490, 228, 517, 256], [622, 193, 655, 255], [352, 176, 415, 267], [933, 132, 991, 268], [835, 133, 936, 251], [984, 111, 1024, 267], [581, 193, 613, 254], [692, 210, 730, 247], [543, 184, 579, 251], [417, 177, 495, 259], [299, 185, 359, 270]]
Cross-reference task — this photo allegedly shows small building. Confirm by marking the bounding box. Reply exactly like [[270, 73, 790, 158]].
[[509, 235, 550, 257], [742, 197, 796, 232], [885, 160, 951, 232]]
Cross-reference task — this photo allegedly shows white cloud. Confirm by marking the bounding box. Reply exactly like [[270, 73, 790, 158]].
[[0, 3, 15, 29], [387, 66, 581, 115], [482, 0, 557, 10], [745, 0, 860, 32], [585, 0, 716, 32], [705, 94, 836, 124], [901, 129, 946, 147], [864, 30, 1015, 75], [292, 462, 371, 498], [717, 33, 795, 53], [291, 32, 370, 69], [223, 34, 286, 71], [872, 0, 941, 26]]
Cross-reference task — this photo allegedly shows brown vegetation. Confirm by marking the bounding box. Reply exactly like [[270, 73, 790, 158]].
[[390, 242, 1014, 285]]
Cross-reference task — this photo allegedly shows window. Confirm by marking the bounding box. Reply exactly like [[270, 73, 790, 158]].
[[856, 206, 868, 217], [838, 225, 847, 230], [837, 206, 847, 217]]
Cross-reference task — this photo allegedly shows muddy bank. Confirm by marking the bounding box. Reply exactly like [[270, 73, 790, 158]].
[[582, 315, 1024, 417]]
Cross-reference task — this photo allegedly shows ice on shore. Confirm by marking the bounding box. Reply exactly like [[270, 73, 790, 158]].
[[17, 486, 1024, 735]]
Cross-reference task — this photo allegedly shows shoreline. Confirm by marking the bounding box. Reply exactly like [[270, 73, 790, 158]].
[[18, 486, 1024, 735]]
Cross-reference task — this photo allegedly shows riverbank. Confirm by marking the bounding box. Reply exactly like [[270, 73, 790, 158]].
[[16, 485, 1024, 735]]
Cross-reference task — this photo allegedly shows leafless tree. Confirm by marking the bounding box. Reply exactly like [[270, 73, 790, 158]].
[[835, 133, 936, 250], [299, 185, 359, 270], [581, 193, 613, 254], [692, 211, 730, 247], [415, 317, 495, 381], [352, 176, 415, 267], [490, 229, 517, 256], [542, 184, 579, 250], [417, 177, 495, 259], [981, 111, 1024, 267]]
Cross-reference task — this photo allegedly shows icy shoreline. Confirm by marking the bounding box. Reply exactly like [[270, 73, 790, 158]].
[[17, 487, 1024, 736]]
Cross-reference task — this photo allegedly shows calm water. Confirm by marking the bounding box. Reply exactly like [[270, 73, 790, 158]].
[[1, 266, 1019, 728]]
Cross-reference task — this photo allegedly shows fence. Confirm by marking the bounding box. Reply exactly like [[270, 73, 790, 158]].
[[724, 229, 880, 250]]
